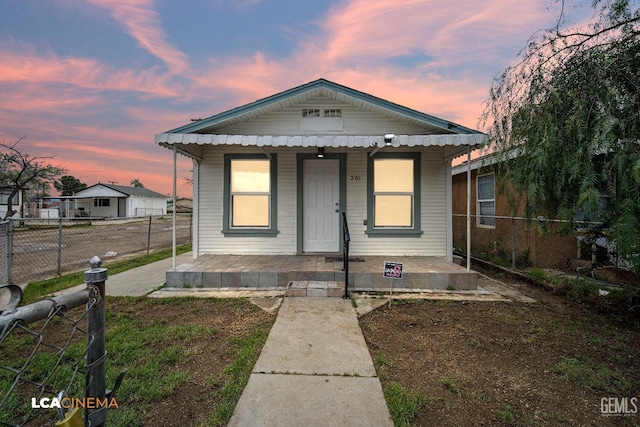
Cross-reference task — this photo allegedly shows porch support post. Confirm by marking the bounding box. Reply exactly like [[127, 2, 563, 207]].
[[172, 145, 177, 271], [466, 147, 471, 272]]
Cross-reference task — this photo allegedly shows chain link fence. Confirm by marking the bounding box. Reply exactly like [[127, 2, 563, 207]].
[[3, 215, 191, 285], [0, 261, 114, 426], [0, 222, 9, 285], [452, 214, 610, 273]]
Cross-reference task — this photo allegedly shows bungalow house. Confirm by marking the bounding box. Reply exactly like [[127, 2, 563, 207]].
[[156, 79, 487, 290], [72, 183, 167, 218], [0, 185, 26, 219]]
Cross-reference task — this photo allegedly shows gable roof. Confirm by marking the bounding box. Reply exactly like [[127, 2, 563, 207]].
[[80, 183, 166, 198], [164, 78, 481, 136]]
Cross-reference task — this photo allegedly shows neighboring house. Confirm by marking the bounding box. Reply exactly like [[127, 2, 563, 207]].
[[168, 198, 193, 214], [156, 79, 486, 259], [72, 184, 167, 218], [451, 155, 588, 270], [0, 185, 26, 219]]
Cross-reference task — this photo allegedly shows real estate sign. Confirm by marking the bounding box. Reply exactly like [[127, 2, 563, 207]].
[[383, 261, 404, 279]]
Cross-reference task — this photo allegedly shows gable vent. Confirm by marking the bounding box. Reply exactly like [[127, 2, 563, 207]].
[[300, 109, 344, 131], [302, 109, 342, 118]]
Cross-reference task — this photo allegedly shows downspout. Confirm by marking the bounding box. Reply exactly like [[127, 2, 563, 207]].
[[172, 145, 177, 271], [466, 147, 471, 272]]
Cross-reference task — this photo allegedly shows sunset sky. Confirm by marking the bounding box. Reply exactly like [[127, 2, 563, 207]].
[[0, 0, 594, 198]]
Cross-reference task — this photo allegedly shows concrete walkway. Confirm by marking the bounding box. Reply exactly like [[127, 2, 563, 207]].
[[228, 297, 393, 427], [55, 252, 194, 297]]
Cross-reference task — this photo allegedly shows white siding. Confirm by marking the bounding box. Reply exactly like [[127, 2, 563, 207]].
[[75, 186, 124, 198], [196, 146, 450, 257], [217, 96, 435, 136], [197, 146, 222, 254], [128, 196, 167, 216]]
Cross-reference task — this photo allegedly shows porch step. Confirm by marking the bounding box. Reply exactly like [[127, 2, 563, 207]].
[[285, 281, 344, 297], [165, 255, 479, 291]]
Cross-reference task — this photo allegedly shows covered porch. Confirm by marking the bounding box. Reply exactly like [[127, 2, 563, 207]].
[[166, 255, 478, 291]]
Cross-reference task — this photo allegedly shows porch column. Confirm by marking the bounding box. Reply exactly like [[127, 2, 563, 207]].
[[466, 147, 471, 272], [172, 145, 177, 270]]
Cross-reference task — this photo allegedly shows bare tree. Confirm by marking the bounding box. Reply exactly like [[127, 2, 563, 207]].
[[0, 136, 66, 219]]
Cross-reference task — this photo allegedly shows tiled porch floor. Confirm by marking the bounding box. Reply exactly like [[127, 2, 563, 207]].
[[166, 255, 478, 291]]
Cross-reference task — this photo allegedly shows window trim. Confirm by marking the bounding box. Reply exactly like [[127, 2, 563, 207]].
[[223, 154, 278, 237], [366, 152, 422, 237], [476, 172, 495, 228]]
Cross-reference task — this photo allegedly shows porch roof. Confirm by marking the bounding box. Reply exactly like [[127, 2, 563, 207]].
[[155, 133, 487, 160]]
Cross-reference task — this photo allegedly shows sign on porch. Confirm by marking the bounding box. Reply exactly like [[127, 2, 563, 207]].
[[383, 261, 404, 279]]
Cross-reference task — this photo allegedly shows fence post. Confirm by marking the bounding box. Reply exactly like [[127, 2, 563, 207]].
[[57, 218, 63, 276], [6, 219, 13, 284], [147, 215, 152, 254], [511, 217, 516, 269], [84, 256, 108, 427]]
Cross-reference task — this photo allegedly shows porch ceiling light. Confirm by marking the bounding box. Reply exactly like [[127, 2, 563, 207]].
[[317, 147, 325, 158], [384, 133, 396, 146]]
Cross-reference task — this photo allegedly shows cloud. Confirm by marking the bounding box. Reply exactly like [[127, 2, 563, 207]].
[[183, 0, 566, 128], [0, 0, 588, 198], [0, 49, 182, 97], [85, 0, 190, 74], [321, 0, 553, 70]]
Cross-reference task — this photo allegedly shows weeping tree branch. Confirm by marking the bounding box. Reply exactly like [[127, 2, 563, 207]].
[[482, 0, 640, 271]]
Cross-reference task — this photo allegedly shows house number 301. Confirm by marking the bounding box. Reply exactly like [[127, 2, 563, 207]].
[[350, 176, 361, 181]]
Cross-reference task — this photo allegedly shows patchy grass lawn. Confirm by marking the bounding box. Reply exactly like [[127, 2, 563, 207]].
[[360, 282, 640, 426], [0, 297, 275, 426]]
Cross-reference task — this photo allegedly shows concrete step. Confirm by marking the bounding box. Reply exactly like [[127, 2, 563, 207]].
[[285, 281, 345, 297]]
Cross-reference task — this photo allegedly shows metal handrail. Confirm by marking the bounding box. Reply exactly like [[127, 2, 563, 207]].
[[342, 212, 351, 298]]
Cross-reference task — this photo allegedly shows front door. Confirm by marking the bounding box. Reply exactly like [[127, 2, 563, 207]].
[[303, 159, 340, 253]]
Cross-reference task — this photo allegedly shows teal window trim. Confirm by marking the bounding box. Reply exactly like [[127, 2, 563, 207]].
[[223, 154, 278, 237], [367, 152, 422, 237]]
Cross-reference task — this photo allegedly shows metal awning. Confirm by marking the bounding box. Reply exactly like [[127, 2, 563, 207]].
[[156, 133, 487, 162], [155, 133, 487, 148]]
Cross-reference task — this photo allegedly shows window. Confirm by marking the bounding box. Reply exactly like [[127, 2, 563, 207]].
[[223, 154, 278, 236], [574, 196, 608, 232], [94, 198, 110, 207], [477, 174, 495, 227], [323, 109, 342, 117], [367, 153, 421, 236], [302, 109, 342, 118]]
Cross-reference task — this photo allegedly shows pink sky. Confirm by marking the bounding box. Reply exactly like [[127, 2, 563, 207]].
[[0, 0, 594, 197]]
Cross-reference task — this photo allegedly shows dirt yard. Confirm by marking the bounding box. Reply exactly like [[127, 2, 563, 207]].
[[360, 275, 640, 426]]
